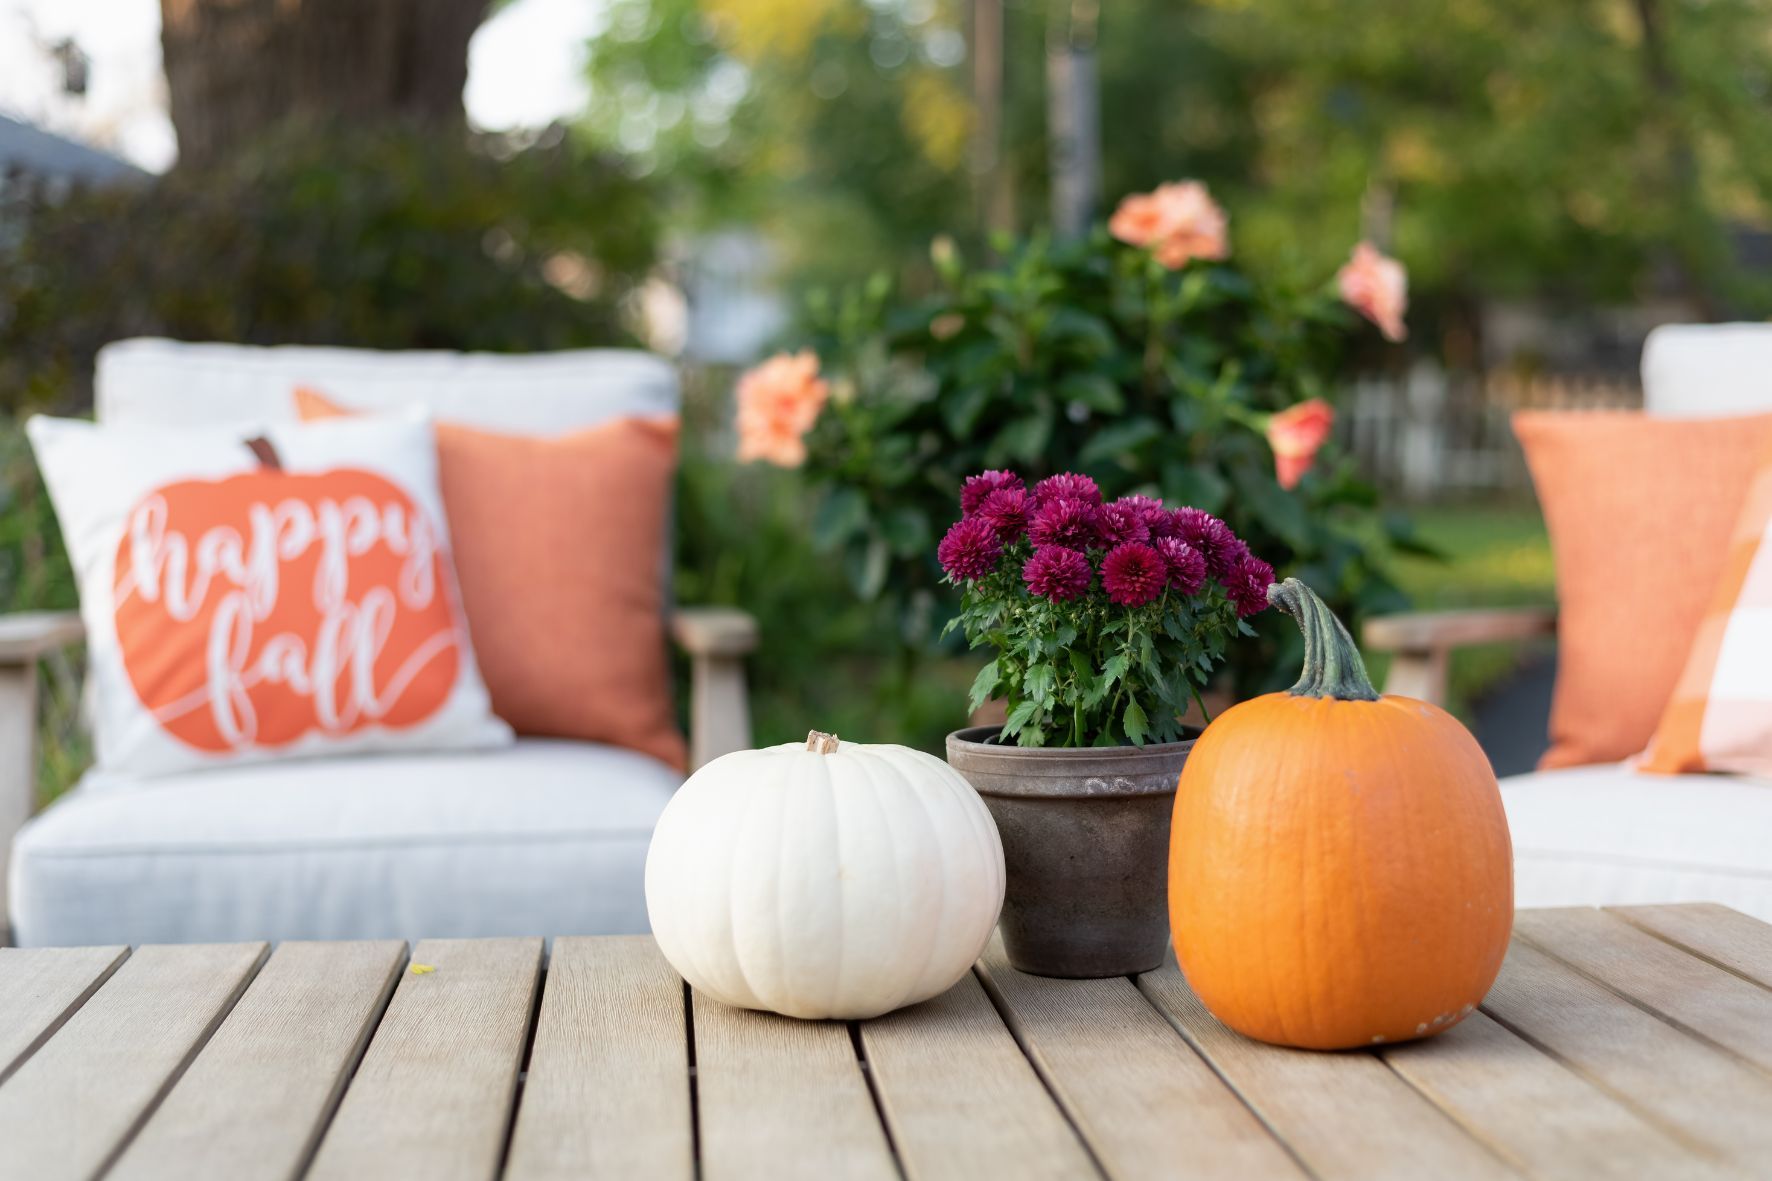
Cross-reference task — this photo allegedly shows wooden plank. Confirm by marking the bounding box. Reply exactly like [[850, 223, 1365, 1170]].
[[1383, 1010, 1737, 1180], [1611, 903, 1772, 989], [1136, 960, 1511, 1181], [860, 972, 1098, 1181], [1481, 936, 1772, 1171], [504, 937, 693, 1181], [693, 991, 897, 1181], [0, 945, 128, 1083], [981, 943, 1305, 1181], [1518, 907, 1772, 1073], [0, 942, 267, 1181], [306, 937, 542, 1181], [107, 940, 405, 1181]]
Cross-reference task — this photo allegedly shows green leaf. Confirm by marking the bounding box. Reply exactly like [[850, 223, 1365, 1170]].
[[1004, 698, 1040, 736], [968, 659, 1001, 712], [1123, 700, 1150, 745], [1230, 464, 1312, 551], [1079, 417, 1163, 465], [942, 383, 992, 436], [1057, 372, 1125, 415], [812, 487, 869, 549], [1102, 650, 1131, 687], [880, 507, 930, 557], [1024, 662, 1057, 706]]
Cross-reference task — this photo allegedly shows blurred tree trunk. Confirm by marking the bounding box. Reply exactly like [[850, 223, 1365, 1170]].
[[971, 0, 1016, 237], [1047, 0, 1100, 238], [159, 0, 490, 170]]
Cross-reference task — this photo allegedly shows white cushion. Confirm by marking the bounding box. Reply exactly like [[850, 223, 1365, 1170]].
[[1642, 324, 1772, 418], [1501, 764, 1772, 920], [7, 739, 681, 946], [95, 339, 678, 436]]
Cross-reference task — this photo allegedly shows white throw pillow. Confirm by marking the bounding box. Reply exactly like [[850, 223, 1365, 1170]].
[[29, 412, 511, 775]]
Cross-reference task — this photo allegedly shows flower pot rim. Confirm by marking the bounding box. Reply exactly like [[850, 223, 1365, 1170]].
[[945, 724, 1199, 758]]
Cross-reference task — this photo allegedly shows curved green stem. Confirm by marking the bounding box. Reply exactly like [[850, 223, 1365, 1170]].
[[1267, 578, 1380, 702]]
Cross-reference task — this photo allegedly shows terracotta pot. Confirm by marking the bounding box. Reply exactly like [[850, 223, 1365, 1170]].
[[944, 725, 1195, 978]]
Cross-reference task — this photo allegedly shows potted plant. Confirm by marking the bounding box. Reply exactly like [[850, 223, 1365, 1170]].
[[938, 468, 1274, 978]]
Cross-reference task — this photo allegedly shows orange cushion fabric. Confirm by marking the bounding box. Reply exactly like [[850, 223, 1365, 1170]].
[[1513, 410, 1772, 770], [297, 387, 687, 771], [1641, 439, 1772, 776]]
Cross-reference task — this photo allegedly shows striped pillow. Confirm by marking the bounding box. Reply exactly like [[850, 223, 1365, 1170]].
[[1641, 443, 1772, 777]]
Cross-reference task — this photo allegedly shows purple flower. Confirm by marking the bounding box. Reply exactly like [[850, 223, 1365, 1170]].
[[1168, 508, 1242, 577], [1022, 545, 1092, 601], [961, 470, 1024, 516], [1115, 495, 1166, 531], [1223, 556, 1276, 617], [1101, 542, 1167, 607], [938, 517, 1003, 581], [976, 487, 1032, 540], [1033, 472, 1102, 506], [1095, 500, 1152, 547], [1029, 498, 1100, 550], [1156, 537, 1207, 595]]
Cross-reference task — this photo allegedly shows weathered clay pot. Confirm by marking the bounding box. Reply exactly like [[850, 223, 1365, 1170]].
[[945, 725, 1195, 978]]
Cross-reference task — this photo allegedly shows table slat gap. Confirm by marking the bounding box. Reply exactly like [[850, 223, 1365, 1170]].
[[0, 944, 130, 1085], [844, 1021, 907, 1180], [982, 941, 1311, 1181], [965, 965, 1112, 1181], [685, 980, 702, 1181], [1606, 904, 1772, 992], [1365, 1047, 1531, 1179], [1138, 959, 1515, 1180], [1513, 909, 1772, 1080], [1124, 972, 1320, 1181], [0, 942, 270, 1181], [306, 937, 544, 1181], [502, 937, 694, 1181], [106, 940, 407, 1181], [1479, 937, 1772, 1171], [494, 958, 551, 1180]]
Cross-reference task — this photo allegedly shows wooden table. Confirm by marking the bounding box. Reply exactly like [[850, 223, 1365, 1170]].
[[2, 903, 1769, 1181]]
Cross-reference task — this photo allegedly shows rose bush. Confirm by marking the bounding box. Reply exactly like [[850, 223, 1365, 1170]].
[[739, 182, 1422, 699]]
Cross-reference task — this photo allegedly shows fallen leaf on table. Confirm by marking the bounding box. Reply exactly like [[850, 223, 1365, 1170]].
[[409, 963, 436, 975]]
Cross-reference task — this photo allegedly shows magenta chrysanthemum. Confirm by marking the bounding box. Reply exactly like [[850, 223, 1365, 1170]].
[[1095, 500, 1152, 547], [975, 487, 1032, 540], [1033, 472, 1102, 506], [1167, 508, 1241, 577], [1155, 537, 1207, 595], [938, 517, 1003, 581], [1114, 495, 1166, 533], [1223, 556, 1276, 617], [1029, 498, 1100, 550], [1101, 542, 1167, 607], [961, 470, 1024, 516], [1022, 545, 1092, 601]]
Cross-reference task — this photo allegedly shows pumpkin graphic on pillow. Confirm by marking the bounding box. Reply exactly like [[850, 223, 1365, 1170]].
[[110, 437, 463, 753]]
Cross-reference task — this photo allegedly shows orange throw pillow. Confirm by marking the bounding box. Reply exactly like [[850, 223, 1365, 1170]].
[[297, 387, 687, 771], [1514, 410, 1772, 769]]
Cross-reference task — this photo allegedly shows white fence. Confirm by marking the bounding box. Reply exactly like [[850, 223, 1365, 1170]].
[[1343, 364, 1641, 500]]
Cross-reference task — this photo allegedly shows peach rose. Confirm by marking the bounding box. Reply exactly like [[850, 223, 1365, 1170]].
[[1337, 241, 1408, 342], [735, 351, 829, 468], [1267, 398, 1335, 490], [1109, 181, 1229, 269]]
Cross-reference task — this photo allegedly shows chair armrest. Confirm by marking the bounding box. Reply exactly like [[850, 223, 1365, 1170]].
[[671, 608, 758, 771], [1362, 607, 1555, 706], [0, 611, 83, 939]]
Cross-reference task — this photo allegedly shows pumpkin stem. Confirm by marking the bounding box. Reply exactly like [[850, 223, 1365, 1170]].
[[1267, 578, 1380, 702], [806, 730, 840, 753], [244, 436, 283, 471]]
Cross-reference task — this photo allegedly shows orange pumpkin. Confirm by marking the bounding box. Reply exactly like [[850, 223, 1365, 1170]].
[[1169, 578, 1512, 1050], [112, 437, 462, 753]]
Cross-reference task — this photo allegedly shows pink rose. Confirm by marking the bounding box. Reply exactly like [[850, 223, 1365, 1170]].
[[1109, 180, 1229, 270], [1337, 241, 1408, 342], [1266, 398, 1335, 490], [735, 351, 829, 468]]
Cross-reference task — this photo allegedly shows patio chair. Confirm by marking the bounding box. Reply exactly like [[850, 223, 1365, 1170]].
[[1364, 322, 1772, 921], [1, 340, 756, 946]]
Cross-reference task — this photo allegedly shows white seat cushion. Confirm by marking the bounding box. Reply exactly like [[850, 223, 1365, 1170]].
[[7, 739, 681, 946], [1501, 764, 1772, 920]]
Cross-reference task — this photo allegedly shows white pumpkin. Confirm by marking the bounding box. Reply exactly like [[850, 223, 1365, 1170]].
[[645, 731, 1006, 1019]]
